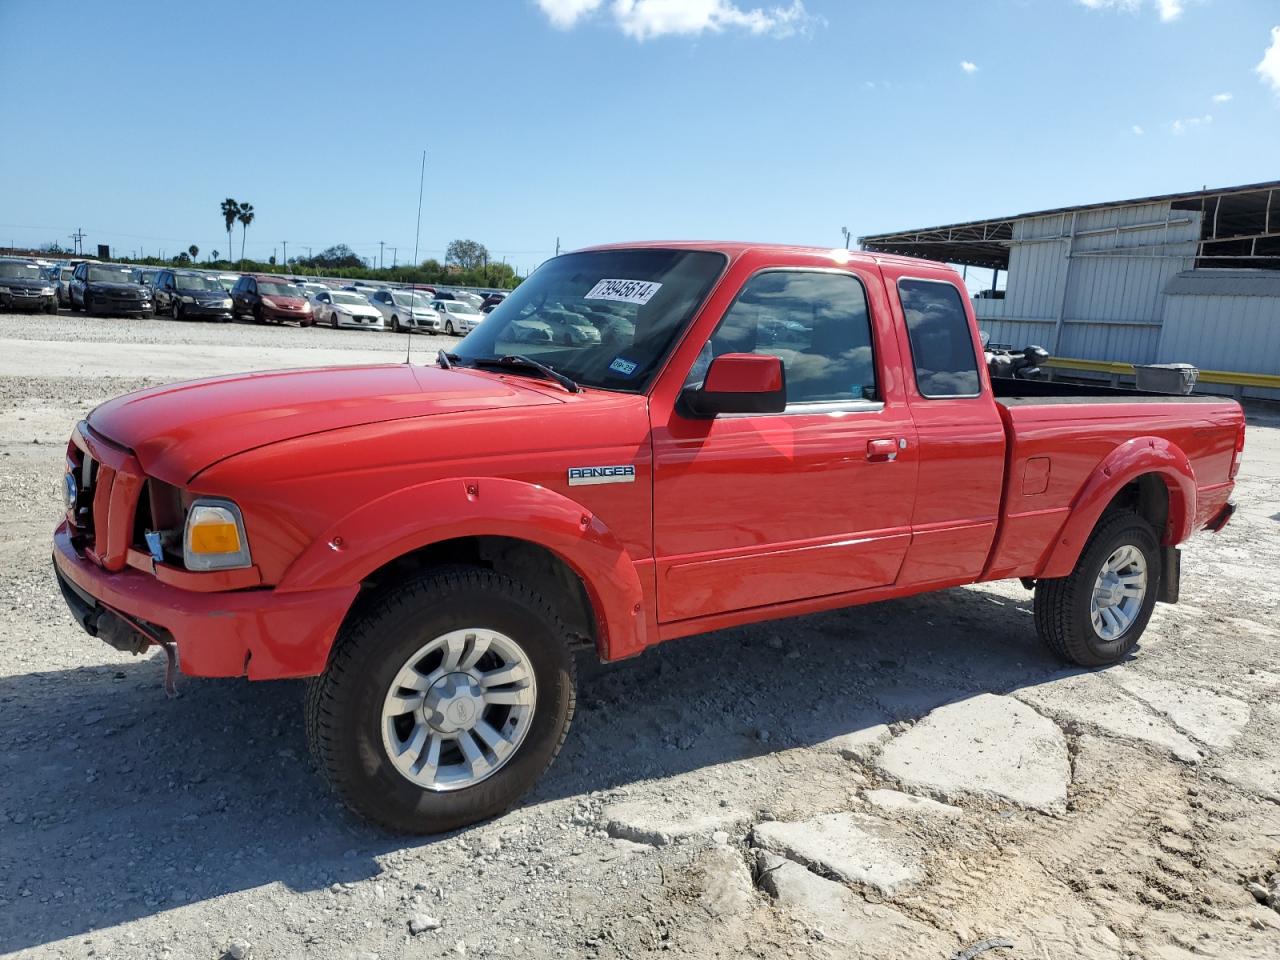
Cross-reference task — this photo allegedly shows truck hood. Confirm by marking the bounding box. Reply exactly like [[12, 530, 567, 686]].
[[87, 363, 561, 483]]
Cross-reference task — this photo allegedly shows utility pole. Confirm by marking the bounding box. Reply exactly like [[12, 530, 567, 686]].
[[379, 240, 385, 270], [282, 241, 288, 269], [69, 228, 86, 256], [390, 247, 397, 268]]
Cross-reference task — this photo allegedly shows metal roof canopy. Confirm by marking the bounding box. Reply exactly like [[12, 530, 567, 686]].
[[858, 179, 1280, 270]]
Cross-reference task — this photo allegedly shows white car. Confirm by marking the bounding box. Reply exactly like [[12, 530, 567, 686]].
[[310, 289, 385, 329], [366, 289, 444, 334], [433, 298, 484, 336]]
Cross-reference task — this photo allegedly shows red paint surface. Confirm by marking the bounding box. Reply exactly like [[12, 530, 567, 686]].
[[55, 242, 1243, 679]]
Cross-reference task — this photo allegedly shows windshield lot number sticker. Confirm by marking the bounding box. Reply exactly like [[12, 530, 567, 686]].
[[585, 279, 663, 305], [568, 465, 636, 486], [609, 357, 639, 376]]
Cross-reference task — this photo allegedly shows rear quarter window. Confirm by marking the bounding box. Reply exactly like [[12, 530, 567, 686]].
[[898, 278, 981, 398]]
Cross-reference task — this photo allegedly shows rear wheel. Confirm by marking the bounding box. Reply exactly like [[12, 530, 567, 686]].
[[1034, 510, 1159, 667], [305, 567, 576, 834]]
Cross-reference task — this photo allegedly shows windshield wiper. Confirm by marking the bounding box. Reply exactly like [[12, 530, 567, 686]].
[[471, 355, 580, 393]]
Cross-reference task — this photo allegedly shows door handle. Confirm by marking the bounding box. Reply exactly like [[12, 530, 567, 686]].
[[866, 438, 899, 462]]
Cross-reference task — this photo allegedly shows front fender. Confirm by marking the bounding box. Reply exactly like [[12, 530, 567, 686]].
[[278, 476, 648, 660], [1038, 436, 1196, 580]]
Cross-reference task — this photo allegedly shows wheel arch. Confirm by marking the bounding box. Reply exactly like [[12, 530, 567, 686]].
[[278, 476, 648, 667], [1038, 437, 1195, 580]]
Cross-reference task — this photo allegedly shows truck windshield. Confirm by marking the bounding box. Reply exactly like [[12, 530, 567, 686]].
[[454, 249, 726, 392]]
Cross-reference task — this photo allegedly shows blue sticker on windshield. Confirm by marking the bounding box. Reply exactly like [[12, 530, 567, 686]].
[[609, 356, 639, 376]]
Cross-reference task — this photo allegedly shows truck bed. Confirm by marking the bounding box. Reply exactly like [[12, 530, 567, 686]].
[[991, 377, 1227, 407]]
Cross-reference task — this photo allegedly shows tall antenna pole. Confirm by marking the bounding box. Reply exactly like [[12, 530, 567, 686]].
[[407, 150, 426, 365]]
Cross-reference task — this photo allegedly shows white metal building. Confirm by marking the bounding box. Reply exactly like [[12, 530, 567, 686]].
[[860, 181, 1280, 399]]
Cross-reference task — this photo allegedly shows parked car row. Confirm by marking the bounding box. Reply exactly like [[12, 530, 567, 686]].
[[7, 256, 510, 334]]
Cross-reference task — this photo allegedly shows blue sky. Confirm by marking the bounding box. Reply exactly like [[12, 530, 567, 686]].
[[2, 0, 1278, 274]]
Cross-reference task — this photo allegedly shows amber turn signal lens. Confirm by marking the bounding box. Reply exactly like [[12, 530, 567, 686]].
[[188, 519, 241, 554]]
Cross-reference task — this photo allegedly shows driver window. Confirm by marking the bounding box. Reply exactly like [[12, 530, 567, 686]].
[[688, 271, 877, 404]]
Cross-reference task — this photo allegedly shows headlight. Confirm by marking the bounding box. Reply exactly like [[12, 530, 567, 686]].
[[183, 499, 252, 571], [41, 287, 55, 296], [261, 297, 277, 308], [220, 299, 232, 308], [300, 301, 312, 311], [181, 295, 195, 303], [0, 287, 10, 294]]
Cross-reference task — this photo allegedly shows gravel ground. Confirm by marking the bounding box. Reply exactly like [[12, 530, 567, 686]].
[[1, 310, 1278, 960]]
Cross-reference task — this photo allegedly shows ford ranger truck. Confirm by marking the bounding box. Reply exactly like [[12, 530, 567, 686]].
[[52, 243, 1245, 833]]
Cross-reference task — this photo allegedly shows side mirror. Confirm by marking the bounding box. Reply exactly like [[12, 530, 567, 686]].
[[681, 353, 786, 417]]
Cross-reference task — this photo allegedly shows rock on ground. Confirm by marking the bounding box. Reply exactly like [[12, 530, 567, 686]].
[[864, 789, 963, 819], [1018, 671, 1203, 762], [1110, 671, 1250, 750], [752, 812, 923, 897], [602, 797, 750, 847], [694, 844, 756, 918], [875, 692, 1070, 814], [757, 853, 951, 958]]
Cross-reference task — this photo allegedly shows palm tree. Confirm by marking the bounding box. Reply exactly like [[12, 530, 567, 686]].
[[188, 244, 199, 261], [211, 249, 220, 262], [220, 199, 239, 268], [237, 203, 255, 266]]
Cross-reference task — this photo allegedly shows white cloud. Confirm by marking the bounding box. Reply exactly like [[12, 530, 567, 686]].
[[960, 60, 979, 74], [612, 0, 815, 39], [1075, 0, 1183, 21], [1171, 113, 1212, 134], [535, 0, 818, 39], [1132, 124, 1145, 135], [536, 0, 604, 29], [1212, 92, 1233, 102], [1258, 26, 1280, 96]]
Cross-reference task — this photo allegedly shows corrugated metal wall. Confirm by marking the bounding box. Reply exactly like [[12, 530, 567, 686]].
[[976, 201, 1200, 361]]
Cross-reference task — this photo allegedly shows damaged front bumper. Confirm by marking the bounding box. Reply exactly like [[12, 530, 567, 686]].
[[52, 522, 357, 679]]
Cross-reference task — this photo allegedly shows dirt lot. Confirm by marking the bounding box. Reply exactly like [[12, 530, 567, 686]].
[[1, 310, 1278, 960]]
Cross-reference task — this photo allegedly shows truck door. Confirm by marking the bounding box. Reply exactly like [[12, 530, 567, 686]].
[[651, 265, 919, 625], [886, 272, 1006, 586]]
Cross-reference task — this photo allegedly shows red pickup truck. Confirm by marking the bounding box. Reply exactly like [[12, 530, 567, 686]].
[[53, 242, 1245, 833]]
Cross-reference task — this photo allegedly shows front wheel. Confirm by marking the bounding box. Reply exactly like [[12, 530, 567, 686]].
[[445, 319, 455, 336], [305, 567, 576, 834], [1034, 510, 1159, 667]]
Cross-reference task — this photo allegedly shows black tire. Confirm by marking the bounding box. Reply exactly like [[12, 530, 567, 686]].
[[253, 305, 265, 324], [45, 299, 58, 315], [83, 293, 93, 314], [445, 319, 455, 336], [391, 315, 402, 333], [141, 308, 154, 319], [305, 566, 576, 834], [173, 300, 184, 321], [1034, 510, 1159, 667]]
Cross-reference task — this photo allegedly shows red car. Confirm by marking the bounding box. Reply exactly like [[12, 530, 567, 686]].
[[52, 242, 1243, 833], [230, 274, 314, 325]]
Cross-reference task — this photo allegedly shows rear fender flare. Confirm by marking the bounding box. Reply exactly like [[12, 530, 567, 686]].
[[1038, 436, 1196, 579], [278, 476, 647, 660]]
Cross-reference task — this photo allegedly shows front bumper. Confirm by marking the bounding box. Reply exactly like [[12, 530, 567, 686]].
[[180, 301, 233, 320], [263, 305, 313, 323], [86, 299, 152, 316], [53, 522, 358, 679], [334, 314, 384, 329], [1, 291, 56, 312]]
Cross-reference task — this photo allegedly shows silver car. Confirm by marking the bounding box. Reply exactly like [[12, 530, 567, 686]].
[[433, 298, 484, 336], [367, 289, 444, 334]]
